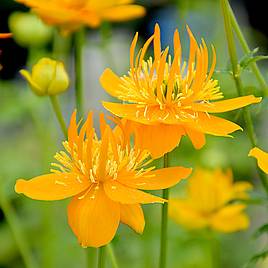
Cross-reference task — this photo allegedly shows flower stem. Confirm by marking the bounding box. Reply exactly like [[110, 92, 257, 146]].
[[87, 248, 96, 268], [159, 153, 169, 268], [228, 2, 268, 96], [74, 28, 85, 117], [49, 95, 68, 139], [221, 0, 268, 194], [107, 244, 119, 268], [207, 230, 220, 268], [0, 183, 38, 268], [98, 246, 106, 268]]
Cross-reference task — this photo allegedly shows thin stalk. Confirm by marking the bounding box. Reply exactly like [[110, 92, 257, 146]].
[[49, 95, 68, 139], [228, 3, 268, 96], [107, 244, 119, 268], [221, 0, 268, 194], [87, 248, 97, 268], [159, 153, 169, 268], [0, 184, 38, 268], [74, 28, 85, 117], [100, 22, 116, 69], [98, 246, 106, 268], [207, 230, 220, 268]]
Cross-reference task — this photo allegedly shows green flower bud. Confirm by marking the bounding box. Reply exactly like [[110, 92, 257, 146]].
[[20, 58, 70, 96], [8, 12, 53, 48]]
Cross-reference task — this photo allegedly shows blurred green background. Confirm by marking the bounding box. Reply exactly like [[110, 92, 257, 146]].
[[1, 0, 268, 267]]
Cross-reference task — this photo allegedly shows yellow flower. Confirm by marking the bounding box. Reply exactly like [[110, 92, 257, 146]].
[[20, 57, 69, 96], [16, 0, 146, 34], [100, 24, 261, 159], [15, 111, 192, 247], [249, 147, 268, 173], [169, 168, 252, 233]]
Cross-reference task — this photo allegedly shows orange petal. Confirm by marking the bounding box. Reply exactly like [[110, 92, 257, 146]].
[[192, 95, 262, 113], [100, 5, 146, 22], [67, 185, 120, 248], [104, 180, 165, 204], [185, 128, 206, 149], [193, 113, 242, 136], [120, 204, 144, 234], [99, 68, 123, 98], [133, 123, 185, 159], [15, 173, 89, 201], [102, 102, 147, 123], [249, 147, 268, 174], [210, 204, 249, 233], [120, 167, 192, 190], [0, 33, 12, 38]]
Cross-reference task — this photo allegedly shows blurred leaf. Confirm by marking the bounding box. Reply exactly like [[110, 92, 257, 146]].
[[254, 224, 268, 238], [249, 249, 268, 265], [239, 48, 268, 70]]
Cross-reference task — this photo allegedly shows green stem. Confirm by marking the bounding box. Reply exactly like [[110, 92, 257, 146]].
[[159, 153, 169, 268], [87, 248, 97, 268], [206, 230, 220, 268], [107, 244, 119, 268], [100, 22, 116, 69], [228, 3, 268, 96], [221, 0, 268, 194], [0, 184, 38, 268], [74, 28, 85, 117], [49, 95, 68, 139], [98, 246, 106, 268]]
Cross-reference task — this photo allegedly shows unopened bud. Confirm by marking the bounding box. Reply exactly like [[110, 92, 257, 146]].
[[20, 58, 70, 96]]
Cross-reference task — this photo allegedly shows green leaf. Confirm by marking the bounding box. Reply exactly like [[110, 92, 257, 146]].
[[254, 224, 268, 238], [249, 250, 268, 264], [239, 48, 268, 69]]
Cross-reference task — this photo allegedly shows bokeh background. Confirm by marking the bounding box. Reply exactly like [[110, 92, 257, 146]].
[[1, 0, 268, 267]]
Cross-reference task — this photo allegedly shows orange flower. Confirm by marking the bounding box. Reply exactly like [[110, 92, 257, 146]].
[[0, 33, 12, 38], [16, 0, 146, 34], [169, 168, 252, 232], [100, 24, 261, 159], [249, 147, 268, 173], [15, 111, 191, 248]]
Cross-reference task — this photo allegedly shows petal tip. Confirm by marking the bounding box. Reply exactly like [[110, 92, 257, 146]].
[[15, 179, 26, 194]]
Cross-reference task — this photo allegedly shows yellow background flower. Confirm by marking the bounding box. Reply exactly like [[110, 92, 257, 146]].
[[16, 0, 146, 34], [15, 111, 191, 247], [100, 24, 261, 159], [169, 168, 251, 232]]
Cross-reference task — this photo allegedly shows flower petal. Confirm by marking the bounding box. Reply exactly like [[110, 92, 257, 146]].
[[104, 180, 165, 204], [232, 182, 252, 199], [100, 5, 146, 21], [210, 204, 249, 233], [15, 173, 90, 201], [102, 102, 147, 123], [192, 95, 261, 113], [67, 185, 120, 248], [120, 167, 192, 190], [192, 113, 242, 136], [169, 199, 208, 229], [133, 123, 185, 159], [248, 147, 268, 174], [100, 68, 123, 98], [185, 128, 206, 149], [120, 204, 144, 234], [0, 33, 12, 38]]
